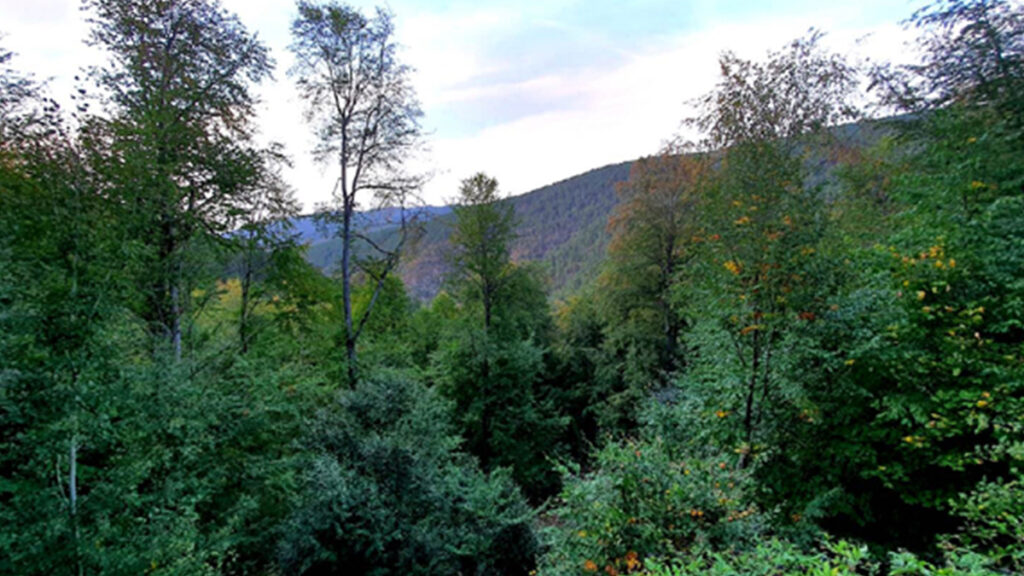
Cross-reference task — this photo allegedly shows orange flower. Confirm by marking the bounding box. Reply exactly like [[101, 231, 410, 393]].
[[584, 560, 598, 572]]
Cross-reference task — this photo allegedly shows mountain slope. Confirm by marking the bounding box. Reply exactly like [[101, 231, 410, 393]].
[[295, 161, 632, 300], [297, 120, 889, 301], [397, 161, 632, 300]]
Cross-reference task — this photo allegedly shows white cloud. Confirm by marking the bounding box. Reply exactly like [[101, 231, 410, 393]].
[[0, 0, 919, 211]]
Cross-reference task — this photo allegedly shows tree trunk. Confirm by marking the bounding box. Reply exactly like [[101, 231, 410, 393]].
[[171, 281, 182, 362], [66, 433, 82, 576], [341, 162, 356, 385], [239, 256, 251, 355]]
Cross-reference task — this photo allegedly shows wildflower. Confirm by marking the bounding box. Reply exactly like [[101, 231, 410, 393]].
[[724, 260, 741, 275], [734, 216, 751, 225], [584, 560, 598, 572], [917, 291, 926, 301], [977, 400, 988, 408]]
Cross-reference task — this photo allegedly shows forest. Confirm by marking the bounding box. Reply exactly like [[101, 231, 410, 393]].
[[1, 0, 1022, 574]]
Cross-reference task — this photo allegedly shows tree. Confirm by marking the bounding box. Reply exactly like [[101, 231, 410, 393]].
[[679, 32, 860, 465], [279, 375, 538, 575], [875, 0, 1024, 125], [448, 173, 517, 331], [85, 0, 284, 361], [289, 1, 424, 384], [433, 173, 565, 496], [595, 149, 706, 432], [799, 0, 1024, 552], [230, 153, 299, 355]]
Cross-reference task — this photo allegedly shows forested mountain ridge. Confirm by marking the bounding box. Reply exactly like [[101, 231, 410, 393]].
[[301, 160, 633, 300], [303, 118, 888, 301]]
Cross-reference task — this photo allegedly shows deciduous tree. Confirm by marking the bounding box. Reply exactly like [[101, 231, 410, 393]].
[[289, 0, 424, 384], [86, 0, 283, 361]]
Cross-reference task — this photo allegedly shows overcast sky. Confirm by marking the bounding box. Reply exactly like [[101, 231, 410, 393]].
[[1, 0, 921, 211]]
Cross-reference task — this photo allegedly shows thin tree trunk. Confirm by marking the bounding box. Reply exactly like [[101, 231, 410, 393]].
[[341, 159, 357, 385], [479, 320, 492, 472], [69, 435, 82, 576], [239, 258, 251, 355], [171, 281, 182, 362]]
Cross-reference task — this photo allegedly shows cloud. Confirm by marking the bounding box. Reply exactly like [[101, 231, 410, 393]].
[[0, 0, 920, 211], [409, 10, 919, 204]]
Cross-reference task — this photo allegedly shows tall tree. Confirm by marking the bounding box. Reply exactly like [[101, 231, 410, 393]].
[[289, 1, 424, 384], [86, 0, 282, 361], [435, 173, 564, 496], [596, 149, 706, 432], [448, 173, 517, 332], [682, 32, 860, 464]]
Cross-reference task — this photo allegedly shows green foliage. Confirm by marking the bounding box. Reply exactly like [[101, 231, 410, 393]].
[[431, 173, 568, 498], [643, 538, 875, 576], [947, 474, 1024, 572], [5, 0, 1024, 573], [541, 437, 764, 576], [279, 374, 538, 575]]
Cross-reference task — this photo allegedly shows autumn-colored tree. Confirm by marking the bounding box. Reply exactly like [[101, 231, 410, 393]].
[[595, 149, 707, 431], [679, 32, 860, 464]]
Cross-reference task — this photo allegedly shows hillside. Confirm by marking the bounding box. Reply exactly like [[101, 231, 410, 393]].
[[299, 160, 633, 300]]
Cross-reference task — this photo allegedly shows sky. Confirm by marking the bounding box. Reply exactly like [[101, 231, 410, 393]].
[[0, 0, 923, 211]]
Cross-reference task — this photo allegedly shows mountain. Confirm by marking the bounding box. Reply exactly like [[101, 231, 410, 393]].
[[289, 205, 452, 244], [297, 161, 633, 301]]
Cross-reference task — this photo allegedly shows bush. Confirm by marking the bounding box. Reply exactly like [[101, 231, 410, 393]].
[[540, 436, 763, 575], [278, 374, 538, 575]]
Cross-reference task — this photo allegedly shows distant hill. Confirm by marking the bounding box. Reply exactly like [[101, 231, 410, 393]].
[[295, 119, 889, 301], [297, 161, 633, 300]]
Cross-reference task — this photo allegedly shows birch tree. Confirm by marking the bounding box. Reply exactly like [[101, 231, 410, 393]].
[[289, 1, 424, 384]]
